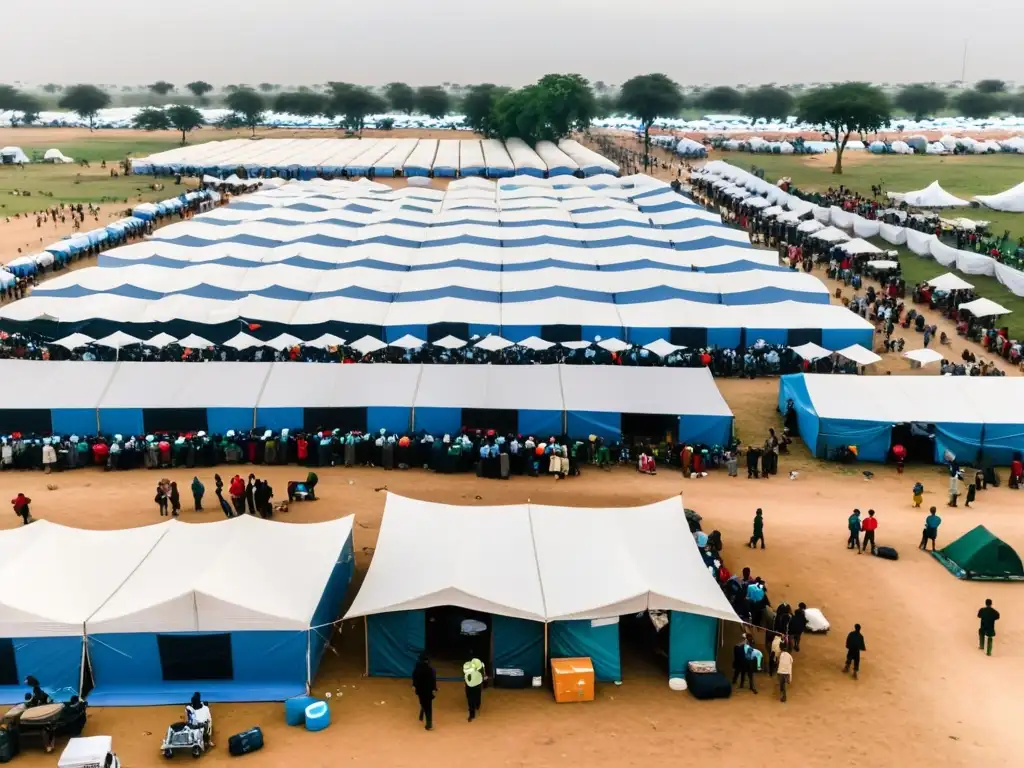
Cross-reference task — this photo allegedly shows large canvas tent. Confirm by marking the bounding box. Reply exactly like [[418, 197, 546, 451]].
[[346, 494, 738, 683], [85, 516, 354, 705], [780, 374, 1024, 464], [933, 526, 1024, 581], [0, 360, 115, 436]]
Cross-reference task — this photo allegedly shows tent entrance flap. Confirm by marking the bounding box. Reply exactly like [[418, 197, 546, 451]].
[[0, 639, 16, 686], [302, 406, 368, 434], [461, 408, 518, 435], [890, 423, 936, 463], [618, 612, 668, 676], [621, 413, 679, 444], [143, 408, 209, 435], [0, 408, 52, 435], [158, 634, 234, 681], [425, 606, 492, 680]]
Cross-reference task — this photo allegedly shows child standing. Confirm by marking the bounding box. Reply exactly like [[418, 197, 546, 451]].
[[912, 482, 924, 508]]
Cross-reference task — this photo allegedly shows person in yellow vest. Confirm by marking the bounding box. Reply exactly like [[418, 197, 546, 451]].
[[463, 654, 486, 722]]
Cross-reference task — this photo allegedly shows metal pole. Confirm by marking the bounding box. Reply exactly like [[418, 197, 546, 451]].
[[364, 616, 369, 677]]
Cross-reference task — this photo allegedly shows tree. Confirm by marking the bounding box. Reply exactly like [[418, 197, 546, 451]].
[[384, 82, 416, 114], [258, 83, 278, 93], [742, 85, 794, 122], [327, 83, 387, 132], [697, 85, 744, 113], [460, 84, 508, 136], [797, 82, 891, 174], [533, 74, 595, 138], [224, 89, 266, 136], [491, 86, 546, 143], [0, 86, 41, 126], [1007, 91, 1024, 116], [132, 107, 171, 131], [594, 94, 618, 118], [57, 84, 111, 131], [415, 85, 451, 119], [894, 84, 947, 120], [376, 117, 396, 131], [42, 83, 62, 94], [953, 89, 1003, 119], [148, 81, 175, 96], [975, 79, 1006, 94], [166, 104, 204, 144], [186, 81, 214, 105], [274, 91, 327, 116], [617, 74, 685, 170]]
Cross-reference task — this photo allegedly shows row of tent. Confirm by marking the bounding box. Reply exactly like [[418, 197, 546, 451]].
[[781, 374, 1024, 465], [132, 138, 619, 178], [0, 515, 354, 706], [0, 361, 734, 447], [347, 494, 739, 682]]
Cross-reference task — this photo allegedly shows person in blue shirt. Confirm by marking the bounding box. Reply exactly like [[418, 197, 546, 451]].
[[847, 509, 862, 550], [919, 507, 942, 551], [741, 640, 762, 694]]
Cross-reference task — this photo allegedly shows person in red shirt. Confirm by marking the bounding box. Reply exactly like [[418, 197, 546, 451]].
[[1010, 459, 1023, 489], [296, 435, 309, 464], [860, 509, 879, 555], [229, 475, 246, 517], [892, 444, 906, 474], [11, 493, 31, 525]]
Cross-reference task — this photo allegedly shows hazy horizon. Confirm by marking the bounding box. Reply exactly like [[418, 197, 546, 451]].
[[5, 0, 1020, 87]]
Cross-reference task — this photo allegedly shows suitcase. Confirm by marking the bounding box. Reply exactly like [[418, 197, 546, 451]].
[[228, 727, 264, 756], [499, 452, 510, 479], [381, 444, 394, 470], [875, 546, 899, 561]]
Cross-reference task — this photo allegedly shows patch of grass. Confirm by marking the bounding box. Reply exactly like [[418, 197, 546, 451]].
[[15, 136, 186, 163], [0, 165, 187, 216]]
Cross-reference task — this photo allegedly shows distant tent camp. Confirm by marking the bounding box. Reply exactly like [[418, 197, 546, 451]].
[[933, 525, 1024, 581]]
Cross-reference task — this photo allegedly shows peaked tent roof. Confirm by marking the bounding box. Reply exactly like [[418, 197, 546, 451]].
[[976, 181, 1024, 213], [934, 525, 1024, 580], [898, 181, 969, 208]]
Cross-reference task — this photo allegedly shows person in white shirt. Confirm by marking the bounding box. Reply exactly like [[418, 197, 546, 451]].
[[776, 644, 794, 703]]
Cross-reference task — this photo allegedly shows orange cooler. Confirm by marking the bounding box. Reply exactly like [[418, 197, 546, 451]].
[[550, 657, 595, 703]]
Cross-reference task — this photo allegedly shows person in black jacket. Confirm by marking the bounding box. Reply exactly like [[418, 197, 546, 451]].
[[731, 636, 749, 688], [844, 624, 866, 679], [412, 654, 437, 731], [789, 603, 807, 652]]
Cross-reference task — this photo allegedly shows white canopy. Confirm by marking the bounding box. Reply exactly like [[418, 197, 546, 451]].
[[516, 336, 555, 351], [350, 335, 388, 355], [94, 331, 143, 349], [927, 273, 975, 291], [643, 339, 685, 356], [177, 333, 213, 348], [835, 344, 882, 365], [87, 516, 353, 634], [904, 348, 944, 365], [839, 238, 883, 255], [264, 332, 303, 351], [475, 335, 513, 352], [144, 332, 179, 348], [389, 334, 426, 350], [597, 338, 631, 353], [866, 259, 899, 271], [959, 297, 1011, 318], [796, 219, 825, 234], [345, 494, 739, 624], [432, 335, 467, 349], [898, 181, 969, 208], [744, 197, 770, 209], [811, 226, 850, 243], [789, 341, 831, 361], [976, 181, 1024, 213], [223, 332, 265, 351], [559, 340, 593, 350], [52, 333, 95, 349], [301, 333, 346, 349]]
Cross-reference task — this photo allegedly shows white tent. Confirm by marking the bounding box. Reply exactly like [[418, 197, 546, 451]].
[[597, 338, 631, 352], [223, 332, 265, 351], [789, 342, 831, 362], [976, 181, 1024, 213], [389, 334, 426, 350], [866, 260, 899, 271], [643, 339, 685, 357], [904, 348, 944, 365], [350, 335, 388, 355], [474, 335, 513, 352], [345, 494, 739, 624], [301, 333, 346, 349], [896, 181, 969, 208], [927, 273, 975, 292], [0, 146, 30, 164], [432, 335, 467, 349], [52, 333, 95, 350], [144, 332, 179, 348], [796, 219, 825, 234], [839, 238, 883, 255], [959, 297, 1011, 318], [94, 331, 143, 349], [515, 336, 555, 351], [835, 344, 882, 365], [177, 333, 213, 348], [265, 333, 304, 351], [43, 148, 74, 164], [810, 226, 850, 243]]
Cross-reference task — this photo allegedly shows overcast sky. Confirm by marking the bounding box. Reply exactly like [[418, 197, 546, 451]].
[[6, 0, 1019, 88]]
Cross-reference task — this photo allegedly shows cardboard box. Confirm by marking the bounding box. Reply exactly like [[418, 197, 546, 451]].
[[550, 657, 595, 703]]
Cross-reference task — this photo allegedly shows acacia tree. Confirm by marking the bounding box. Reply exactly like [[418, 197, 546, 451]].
[[742, 85, 794, 122], [797, 82, 891, 174], [460, 84, 507, 136], [186, 81, 214, 105], [895, 84, 947, 120], [954, 89, 1003, 119], [42, 83, 62, 94], [132, 107, 171, 131], [975, 79, 1006, 94], [167, 104, 204, 144], [274, 91, 327, 117], [328, 83, 387, 132], [534, 74, 595, 137], [58, 84, 112, 131], [384, 82, 416, 114], [224, 89, 266, 136], [148, 81, 175, 96], [0, 86, 42, 126], [415, 85, 451, 119], [617, 74, 684, 169], [697, 85, 743, 112]]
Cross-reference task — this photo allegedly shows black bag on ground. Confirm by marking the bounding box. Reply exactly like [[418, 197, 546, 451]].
[[685, 669, 732, 700], [228, 727, 264, 756], [875, 546, 899, 561]]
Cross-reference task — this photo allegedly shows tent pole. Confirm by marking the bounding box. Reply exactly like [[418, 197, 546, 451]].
[[543, 623, 549, 681], [79, 634, 88, 695], [364, 616, 369, 677], [306, 630, 312, 695]]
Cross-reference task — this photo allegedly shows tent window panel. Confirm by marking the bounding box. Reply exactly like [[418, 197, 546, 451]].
[[621, 413, 678, 443], [158, 634, 234, 681], [428, 323, 470, 343], [303, 407, 368, 434], [540, 325, 582, 343], [669, 328, 707, 348], [0, 638, 17, 686], [788, 329, 823, 347], [0, 408, 52, 435], [461, 408, 518, 435], [143, 408, 209, 435]]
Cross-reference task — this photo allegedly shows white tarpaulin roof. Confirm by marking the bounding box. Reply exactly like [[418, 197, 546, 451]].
[[976, 181, 1024, 213], [927, 273, 975, 291], [839, 238, 883, 255], [0, 360, 114, 408], [345, 494, 739, 623], [413, 365, 563, 411], [559, 365, 732, 417], [258, 363, 420, 408], [835, 344, 882, 365], [789, 341, 831, 361], [810, 226, 850, 243], [904, 348, 944, 365], [898, 181, 969, 208], [87, 516, 353, 633], [99, 362, 272, 408], [959, 297, 1011, 317]]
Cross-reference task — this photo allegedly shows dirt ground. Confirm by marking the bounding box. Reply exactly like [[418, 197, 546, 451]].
[[3, 458, 1022, 768]]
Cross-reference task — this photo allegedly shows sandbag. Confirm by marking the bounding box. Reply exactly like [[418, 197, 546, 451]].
[[228, 727, 264, 756], [875, 546, 899, 561], [804, 608, 830, 633]]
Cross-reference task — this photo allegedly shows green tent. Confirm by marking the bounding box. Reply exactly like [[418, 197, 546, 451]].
[[933, 525, 1024, 581]]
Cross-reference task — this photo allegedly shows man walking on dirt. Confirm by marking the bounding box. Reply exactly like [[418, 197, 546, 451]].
[[847, 509, 862, 551], [843, 624, 866, 680], [748, 508, 765, 549], [978, 599, 1000, 656]]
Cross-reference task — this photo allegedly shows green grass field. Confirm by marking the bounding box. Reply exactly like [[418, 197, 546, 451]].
[[11, 135, 189, 164]]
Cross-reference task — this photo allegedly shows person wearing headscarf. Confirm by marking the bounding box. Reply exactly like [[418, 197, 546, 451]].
[[191, 477, 205, 511], [411, 653, 437, 731], [245, 474, 257, 516], [169, 482, 181, 517]]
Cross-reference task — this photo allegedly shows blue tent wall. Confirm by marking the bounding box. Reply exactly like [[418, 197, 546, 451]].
[[667, 612, 717, 678], [207, 407, 253, 434], [367, 610, 425, 677], [491, 616, 545, 678], [52, 408, 97, 436], [567, 410, 621, 442], [548, 620, 620, 682], [368, 406, 412, 435], [678, 414, 733, 447], [255, 406, 304, 432], [97, 408, 144, 436], [86, 630, 308, 706], [518, 409, 563, 438], [778, 376, 821, 456], [308, 532, 356, 679], [413, 407, 461, 437], [933, 423, 984, 465], [0, 636, 82, 705], [979, 424, 1024, 466]]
